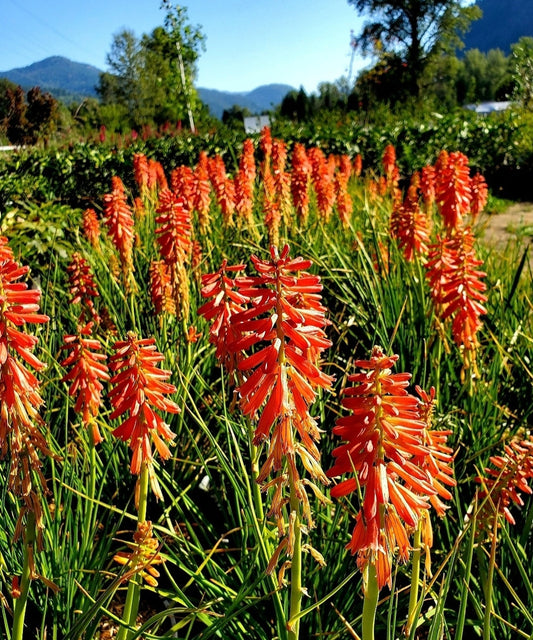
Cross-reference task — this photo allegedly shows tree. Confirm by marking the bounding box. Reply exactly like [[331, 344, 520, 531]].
[[511, 37, 533, 110], [97, 3, 205, 131], [348, 0, 481, 98]]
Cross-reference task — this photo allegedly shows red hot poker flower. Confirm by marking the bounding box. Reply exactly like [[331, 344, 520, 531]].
[[82, 208, 101, 249], [61, 322, 109, 445], [198, 260, 248, 377], [435, 151, 472, 232], [228, 245, 333, 573], [103, 176, 135, 278], [476, 437, 533, 537], [327, 347, 435, 592], [0, 245, 52, 545], [290, 143, 311, 224], [109, 334, 180, 498]]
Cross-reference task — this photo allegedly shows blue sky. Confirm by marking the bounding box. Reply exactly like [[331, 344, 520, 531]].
[[1, 0, 367, 94]]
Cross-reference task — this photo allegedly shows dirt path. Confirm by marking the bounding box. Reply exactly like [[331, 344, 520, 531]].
[[478, 202, 533, 249]]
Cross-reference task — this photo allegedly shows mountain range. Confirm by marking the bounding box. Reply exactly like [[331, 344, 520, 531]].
[[463, 0, 533, 54], [0, 56, 293, 119]]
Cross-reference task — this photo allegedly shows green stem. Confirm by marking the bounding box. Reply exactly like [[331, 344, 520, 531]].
[[116, 463, 150, 640], [406, 519, 422, 635], [12, 511, 36, 640], [287, 460, 303, 640], [482, 527, 498, 640], [362, 562, 379, 640]]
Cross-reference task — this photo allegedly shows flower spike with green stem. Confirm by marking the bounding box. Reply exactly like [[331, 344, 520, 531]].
[[109, 332, 180, 640], [230, 244, 333, 638], [327, 347, 436, 640], [0, 238, 55, 640]]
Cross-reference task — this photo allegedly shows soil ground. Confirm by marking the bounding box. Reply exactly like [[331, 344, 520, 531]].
[[478, 202, 533, 249]]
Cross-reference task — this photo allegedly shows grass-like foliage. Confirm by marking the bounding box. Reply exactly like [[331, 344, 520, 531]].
[[0, 128, 532, 640]]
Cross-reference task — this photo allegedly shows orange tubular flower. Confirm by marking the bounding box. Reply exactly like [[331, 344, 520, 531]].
[[470, 172, 488, 223], [155, 188, 193, 319], [209, 155, 235, 226], [155, 189, 192, 267], [67, 252, 101, 323], [234, 139, 256, 227], [334, 156, 353, 228], [272, 139, 292, 223], [61, 323, 109, 445], [290, 143, 311, 224], [234, 139, 257, 227], [109, 333, 180, 498], [230, 246, 333, 561], [327, 347, 435, 592], [438, 227, 488, 366], [390, 191, 430, 262], [353, 153, 363, 178], [414, 386, 456, 517], [114, 520, 165, 587], [198, 260, 248, 377], [420, 165, 436, 213], [149, 260, 176, 317], [82, 208, 101, 248], [192, 151, 212, 234], [103, 176, 135, 280], [476, 437, 533, 537], [435, 151, 472, 232], [308, 147, 335, 221], [382, 144, 400, 200], [170, 165, 195, 211], [133, 153, 150, 196], [0, 242, 53, 544]]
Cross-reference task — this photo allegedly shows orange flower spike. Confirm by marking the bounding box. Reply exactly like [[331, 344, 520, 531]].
[[382, 144, 400, 189], [109, 334, 180, 482], [67, 252, 101, 322], [414, 386, 456, 516], [208, 155, 235, 226], [149, 260, 176, 316], [291, 143, 311, 224], [0, 246, 52, 544], [114, 520, 165, 587], [435, 151, 472, 232], [103, 176, 135, 276], [470, 172, 489, 223], [476, 437, 533, 535], [390, 191, 430, 262], [192, 151, 212, 234], [271, 138, 292, 222], [420, 165, 436, 213], [133, 153, 150, 195], [239, 138, 257, 195], [155, 189, 192, 267], [170, 165, 195, 211], [335, 161, 353, 228], [309, 148, 336, 221], [198, 260, 248, 376], [328, 346, 434, 592], [233, 245, 333, 447], [61, 323, 109, 445], [82, 208, 101, 248], [235, 140, 257, 225], [353, 153, 363, 178], [439, 227, 488, 356]]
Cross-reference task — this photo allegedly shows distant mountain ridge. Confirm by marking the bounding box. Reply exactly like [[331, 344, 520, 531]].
[[0, 56, 101, 98], [463, 0, 533, 53], [0, 56, 293, 118], [197, 85, 294, 118]]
